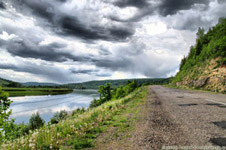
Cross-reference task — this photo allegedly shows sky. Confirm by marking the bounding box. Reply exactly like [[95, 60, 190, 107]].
[[0, 0, 225, 84]]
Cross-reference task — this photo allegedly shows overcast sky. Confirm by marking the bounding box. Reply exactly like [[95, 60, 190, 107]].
[[0, 0, 225, 83]]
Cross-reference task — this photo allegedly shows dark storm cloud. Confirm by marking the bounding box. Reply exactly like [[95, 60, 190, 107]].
[[111, 0, 212, 22], [70, 69, 98, 74], [0, 2, 6, 9], [176, 16, 212, 31], [9, 0, 134, 41], [58, 16, 134, 41], [0, 39, 7, 47], [94, 58, 129, 71], [218, 0, 226, 4], [0, 63, 70, 82], [7, 40, 90, 62], [55, 0, 67, 2], [99, 47, 112, 56], [59, 16, 104, 40], [114, 0, 149, 8], [96, 73, 112, 77], [13, 0, 54, 22], [71, 69, 111, 77], [158, 0, 210, 16]]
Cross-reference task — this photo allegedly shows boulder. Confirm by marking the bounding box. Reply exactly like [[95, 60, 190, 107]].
[[194, 77, 209, 88]]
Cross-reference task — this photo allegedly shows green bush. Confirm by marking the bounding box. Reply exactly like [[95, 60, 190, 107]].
[[29, 112, 45, 130], [90, 80, 138, 108], [50, 110, 68, 124]]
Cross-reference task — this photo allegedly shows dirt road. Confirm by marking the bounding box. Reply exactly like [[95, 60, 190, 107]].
[[149, 85, 226, 149]]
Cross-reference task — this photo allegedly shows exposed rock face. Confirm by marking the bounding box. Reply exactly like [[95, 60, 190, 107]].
[[175, 58, 226, 93], [194, 77, 209, 88]]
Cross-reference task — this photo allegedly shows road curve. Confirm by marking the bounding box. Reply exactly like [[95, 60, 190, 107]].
[[150, 85, 226, 148]]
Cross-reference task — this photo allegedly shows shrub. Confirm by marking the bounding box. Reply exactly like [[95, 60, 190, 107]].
[[50, 110, 68, 124], [0, 86, 14, 142], [29, 112, 45, 130]]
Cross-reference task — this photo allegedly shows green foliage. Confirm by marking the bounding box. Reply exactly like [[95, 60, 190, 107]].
[[72, 107, 86, 116], [90, 80, 139, 108], [50, 110, 68, 124], [196, 27, 205, 39], [0, 86, 14, 142], [29, 112, 45, 130], [115, 86, 126, 99], [115, 80, 138, 99], [89, 98, 101, 108], [179, 56, 187, 70], [64, 78, 170, 89], [0, 78, 22, 87], [98, 83, 112, 103], [172, 18, 226, 84], [90, 83, 112, 108]]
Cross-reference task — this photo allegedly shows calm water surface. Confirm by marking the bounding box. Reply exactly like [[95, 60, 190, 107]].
[[9, 89, 98, 124]]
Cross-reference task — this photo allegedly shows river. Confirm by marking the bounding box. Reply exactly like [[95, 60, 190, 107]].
[[9, 89, 99, 124]]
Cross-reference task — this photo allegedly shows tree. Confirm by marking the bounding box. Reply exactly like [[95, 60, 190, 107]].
[[89, 98, 99, 108], [179, 56, 187, 70], [29, 112, 45, 130], [115, 86, 126, 99], [0, 86, 14, 141], [218, 17, 225, 24], [196, 27, 205, 39], [196, 40, 202, 56], [98, 83, 112, 103]]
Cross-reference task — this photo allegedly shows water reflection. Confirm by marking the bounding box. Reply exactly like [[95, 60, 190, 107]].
[[9, 89, 98, 124]]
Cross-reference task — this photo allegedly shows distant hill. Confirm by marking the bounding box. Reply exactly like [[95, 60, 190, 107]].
[[171, 18, 226, 93], [0, 77, 58, 87], [0, 77, 21, 87], [22, 82, 59, 86], [63, 78, 170, 89]]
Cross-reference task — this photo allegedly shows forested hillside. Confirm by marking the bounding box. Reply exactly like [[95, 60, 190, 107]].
[[63, 78, 170, 89], [171, 18, 226, 93], [0, 77, 21, 87]]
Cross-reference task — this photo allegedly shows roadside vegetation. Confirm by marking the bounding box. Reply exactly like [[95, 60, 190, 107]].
[[171, 17, 226, 93], [0, 80, 148, 149]]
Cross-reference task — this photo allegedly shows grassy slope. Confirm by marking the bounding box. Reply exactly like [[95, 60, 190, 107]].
[[171, 18, 226, 93], [2, 87, 73, 97], [1, 86, 148, 149]]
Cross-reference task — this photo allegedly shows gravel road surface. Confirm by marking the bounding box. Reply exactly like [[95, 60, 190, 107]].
[[150, 85, 226, 149]]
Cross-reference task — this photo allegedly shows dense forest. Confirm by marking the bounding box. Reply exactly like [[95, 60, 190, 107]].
[[171, 18, 226, 93]]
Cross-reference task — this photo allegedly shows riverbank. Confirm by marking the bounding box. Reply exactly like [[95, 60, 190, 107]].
[[3, 87, 73, 97], [1, 86, 148, 149]]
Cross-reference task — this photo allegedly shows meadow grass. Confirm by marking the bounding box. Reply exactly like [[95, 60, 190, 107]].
[[0, 86, 147, 150]]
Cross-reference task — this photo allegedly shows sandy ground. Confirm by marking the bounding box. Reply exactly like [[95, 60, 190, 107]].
[[92, 86, 226, 150]]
